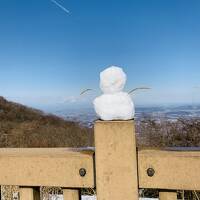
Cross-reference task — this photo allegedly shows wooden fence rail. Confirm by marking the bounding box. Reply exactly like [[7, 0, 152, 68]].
[[0, 120, 199, 200]]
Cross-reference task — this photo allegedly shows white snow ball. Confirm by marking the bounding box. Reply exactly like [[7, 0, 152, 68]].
[[100, 66, 127, 94], [93, 92, 135, 120]]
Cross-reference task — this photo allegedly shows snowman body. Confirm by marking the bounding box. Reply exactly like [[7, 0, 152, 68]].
[[93, 66, 135, 120]]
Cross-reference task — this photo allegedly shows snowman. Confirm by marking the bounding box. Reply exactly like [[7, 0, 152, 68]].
[[93, 66, 135, 120]]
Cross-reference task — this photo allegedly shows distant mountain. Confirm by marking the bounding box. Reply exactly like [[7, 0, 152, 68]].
[[0, 97, 93, 147]]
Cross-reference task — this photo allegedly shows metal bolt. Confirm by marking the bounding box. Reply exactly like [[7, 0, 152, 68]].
[[79, 168, 87, 177], [147, 168, 155, 177]]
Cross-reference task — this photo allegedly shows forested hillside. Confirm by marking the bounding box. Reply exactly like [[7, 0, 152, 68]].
[[0, 97, 93, 147]]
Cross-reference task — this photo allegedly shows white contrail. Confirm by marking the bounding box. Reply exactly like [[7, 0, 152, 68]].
[[50, 0, 70, 14]]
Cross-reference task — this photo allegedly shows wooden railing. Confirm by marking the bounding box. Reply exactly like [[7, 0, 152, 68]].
[[0, 120, 200, 200]]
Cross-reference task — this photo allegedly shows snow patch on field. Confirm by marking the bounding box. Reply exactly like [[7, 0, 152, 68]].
[[82, 196, 96, 200]]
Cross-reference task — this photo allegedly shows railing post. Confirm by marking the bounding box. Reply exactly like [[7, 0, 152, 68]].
[[19, 187, 40, 200], [63, 189, 80, 200], [94, 120, 138, 200], [159, 191, 177, 200]]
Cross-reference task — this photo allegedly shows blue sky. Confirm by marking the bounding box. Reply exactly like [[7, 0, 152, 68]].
[[0, 0, 200, 108]]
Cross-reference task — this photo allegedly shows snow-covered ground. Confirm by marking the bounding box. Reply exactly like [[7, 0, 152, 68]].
[[81, 197, 158, 200], [82, 196, 96, 200], [49, 195, 158, 200], [49, 195, 96, 200]]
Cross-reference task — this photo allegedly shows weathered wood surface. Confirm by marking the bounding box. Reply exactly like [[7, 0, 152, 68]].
[[1, 120, 200, 198], [20, 187, 40, 200], [63, 189, 80, 200], [95, 120, 138, 200], [159, 191, 177, 200], [138, 148, 200, 190], [0, 148, 94, 187]]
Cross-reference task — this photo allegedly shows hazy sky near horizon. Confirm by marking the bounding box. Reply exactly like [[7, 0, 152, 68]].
[[0, 0, 200, 108]]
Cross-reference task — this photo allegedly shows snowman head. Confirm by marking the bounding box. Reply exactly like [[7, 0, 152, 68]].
[[100, 66, 127, 94]]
